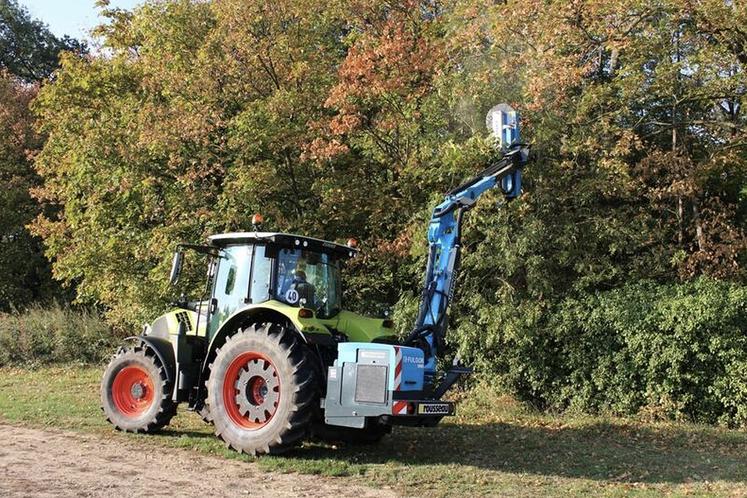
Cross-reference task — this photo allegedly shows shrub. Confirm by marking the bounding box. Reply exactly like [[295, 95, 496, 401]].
[[455, 278, 747, 426], [0, 304, 121, 366]]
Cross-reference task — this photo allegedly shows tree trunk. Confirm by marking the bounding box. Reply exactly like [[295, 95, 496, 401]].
[[677, 196, 684, 246], [692, 199, 706, 252]]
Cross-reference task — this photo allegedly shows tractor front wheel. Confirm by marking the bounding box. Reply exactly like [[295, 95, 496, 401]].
[[206, 323, 318, 455], [100, 346, 176, 432]]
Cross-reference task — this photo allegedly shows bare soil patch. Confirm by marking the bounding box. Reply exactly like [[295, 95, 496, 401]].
[[0, 423, 397, 498]]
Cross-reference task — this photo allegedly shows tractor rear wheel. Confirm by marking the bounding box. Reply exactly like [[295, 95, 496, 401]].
[[100, 346, 176, 432], [206, 323, 318, 455]]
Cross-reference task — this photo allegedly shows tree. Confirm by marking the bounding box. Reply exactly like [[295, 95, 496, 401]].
[[314, 0, 747, 416], [0, 71, 62, 309], [31, 0, 357, 324], [0, 0, 86, 310], [29, 0, 747, 422], [0, 0, 85, 82], [428, 0, 747, 414]]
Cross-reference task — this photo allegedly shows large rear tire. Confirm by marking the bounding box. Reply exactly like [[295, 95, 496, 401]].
[[100, 346, 176, 432], [206, 323, 318, 455]]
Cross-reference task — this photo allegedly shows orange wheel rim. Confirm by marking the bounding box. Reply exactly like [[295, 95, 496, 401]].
[[111, 365, 155, 417], [223, 351, 280, 429]]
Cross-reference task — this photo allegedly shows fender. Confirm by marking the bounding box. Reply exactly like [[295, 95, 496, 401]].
[[124, 335, 176, 385], [200, 305, 307, 379]]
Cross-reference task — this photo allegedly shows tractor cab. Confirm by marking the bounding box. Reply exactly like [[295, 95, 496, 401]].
[[203, 232, 354, 335], [169, 230, 359, 340]]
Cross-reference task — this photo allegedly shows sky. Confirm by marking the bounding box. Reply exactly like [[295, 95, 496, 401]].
[[19, 0, 142, 41]]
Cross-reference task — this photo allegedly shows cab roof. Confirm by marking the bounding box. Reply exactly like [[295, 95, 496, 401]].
[[207, 232, 357, 259]]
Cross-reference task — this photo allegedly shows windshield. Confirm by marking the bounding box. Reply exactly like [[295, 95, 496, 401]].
[[274, 248, 341, 319]]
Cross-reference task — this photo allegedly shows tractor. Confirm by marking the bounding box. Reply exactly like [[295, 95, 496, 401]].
[[100, 104, 529, 455]]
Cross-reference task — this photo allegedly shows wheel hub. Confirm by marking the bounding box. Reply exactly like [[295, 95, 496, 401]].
[[130, 382, 146, 400], [111, 365, 155, 418], [234, 358, 279, 425]]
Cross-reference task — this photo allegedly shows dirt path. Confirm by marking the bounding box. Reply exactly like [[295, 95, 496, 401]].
[[0, 423, 397, 498]]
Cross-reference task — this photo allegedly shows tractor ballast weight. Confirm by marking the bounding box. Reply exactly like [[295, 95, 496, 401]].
[[100, 104, 528, 454]]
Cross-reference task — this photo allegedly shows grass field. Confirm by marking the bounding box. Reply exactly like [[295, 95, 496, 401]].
[[1, 366, 746, 497]]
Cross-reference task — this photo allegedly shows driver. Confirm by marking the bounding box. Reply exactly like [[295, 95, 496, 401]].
[[290, 262, 315, 306]]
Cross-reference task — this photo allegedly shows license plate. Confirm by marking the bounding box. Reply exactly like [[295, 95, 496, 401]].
[[416, 402, 452, 415]]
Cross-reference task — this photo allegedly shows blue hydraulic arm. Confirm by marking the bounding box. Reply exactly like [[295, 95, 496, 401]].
[[405, 104, 529, 384]]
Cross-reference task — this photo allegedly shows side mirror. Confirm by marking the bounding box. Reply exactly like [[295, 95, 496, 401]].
[[169, 250, 184, 285]]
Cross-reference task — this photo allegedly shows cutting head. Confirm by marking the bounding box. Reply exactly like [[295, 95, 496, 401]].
[[485, 103, 519, 150]]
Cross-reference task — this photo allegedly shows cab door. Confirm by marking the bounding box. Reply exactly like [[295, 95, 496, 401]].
[[208, 244, 253, 338]]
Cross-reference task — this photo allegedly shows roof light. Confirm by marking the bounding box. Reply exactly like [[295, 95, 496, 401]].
[[347, 238, 358, 248], [251, 213, 264, 230]]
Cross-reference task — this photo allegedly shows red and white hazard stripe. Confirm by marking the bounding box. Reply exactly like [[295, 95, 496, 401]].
[[393, 346, 402, 390], [392, 347, 408, 415], [392, 401, 408, 415]]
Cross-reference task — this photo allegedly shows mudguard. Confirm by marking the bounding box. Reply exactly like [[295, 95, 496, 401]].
[[200, 305, 311, 378], [123, 335, 176, 385]]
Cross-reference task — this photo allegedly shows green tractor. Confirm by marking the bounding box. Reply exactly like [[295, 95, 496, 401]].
[[101, 104, 529, 455]]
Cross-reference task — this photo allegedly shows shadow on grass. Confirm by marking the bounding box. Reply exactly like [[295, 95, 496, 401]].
[[158, 428, 216, 440], [280, 421, 747, 484]]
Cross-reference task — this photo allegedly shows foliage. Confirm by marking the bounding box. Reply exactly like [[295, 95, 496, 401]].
[[0, 0, 85, 82], [458, 278, 747, 425], [435, 0, 747, 424], [31, 0, 347, 324], [0, 71, 67, 310], [0, 0, 82, 311], [26, 0, 747, 422], [0, 303, 119, 366]]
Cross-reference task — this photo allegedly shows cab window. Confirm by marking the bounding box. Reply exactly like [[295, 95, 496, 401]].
[[273, 248, 341, 319], [208, 245, 251, 336], [249, 245, 271, 304]]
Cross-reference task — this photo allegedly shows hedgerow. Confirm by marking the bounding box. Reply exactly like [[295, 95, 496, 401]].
[[456, 279, 747, 426], [0, 304, 120, 366]]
